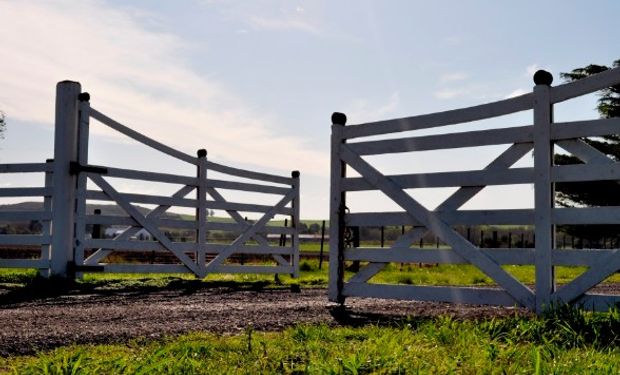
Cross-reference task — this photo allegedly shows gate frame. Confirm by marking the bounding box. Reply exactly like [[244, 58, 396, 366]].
[[329, 68, 620, 313]]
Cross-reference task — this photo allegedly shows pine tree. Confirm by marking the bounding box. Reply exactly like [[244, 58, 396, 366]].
[[555, 59, 620, 246]]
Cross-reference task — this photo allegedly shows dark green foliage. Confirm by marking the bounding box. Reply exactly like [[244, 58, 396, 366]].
[[556, 59, 620, 240]]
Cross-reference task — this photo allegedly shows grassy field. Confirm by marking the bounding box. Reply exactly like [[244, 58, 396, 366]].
[[2, 307, 620, 374]]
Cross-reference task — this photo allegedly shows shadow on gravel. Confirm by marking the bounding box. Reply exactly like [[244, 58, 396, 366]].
[[0, 276, 298, 306], [329, 305, 434, 328]]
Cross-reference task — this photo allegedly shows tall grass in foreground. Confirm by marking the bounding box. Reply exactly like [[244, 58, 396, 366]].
[[2, 307, 620, 374]]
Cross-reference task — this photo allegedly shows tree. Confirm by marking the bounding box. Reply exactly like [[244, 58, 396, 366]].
[[555, 59, 620, 245]]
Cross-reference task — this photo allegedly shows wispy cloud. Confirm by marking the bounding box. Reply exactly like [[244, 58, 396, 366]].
[[504, 88, 529, 99], [249, 15, 322, 35], [345, 92, 400, 123], [439, 73, 468, 84], [0, 0, 326, 175]]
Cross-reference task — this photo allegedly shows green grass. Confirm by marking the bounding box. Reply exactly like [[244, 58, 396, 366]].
[[2, 306, 620, 374]]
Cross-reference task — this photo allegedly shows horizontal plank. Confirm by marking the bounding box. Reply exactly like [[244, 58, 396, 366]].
[[84, 239, 198, 252], [0, 258, 47, 268], [90, 108, 197, 165], [0, 187, 52, 197], [346, 125, 534, 155], [207, 178, 291, 195], [552, 249, 619, 267], [574, 293, 620, 312], [0, 235, 51, 246], [85, 215, 198, 229], [342, 283, 520, 306], [342, 93, 533, 139], [86, 190, 197, 208], [105, 167, 198, 186], [551, 118, 620, 140], [554, 207, 620, 225], [346, 209, 534, 227], [207, 200, 293, 215], [100, 264, 192, 274], [206, 244, 294, 255], [343, 167, 534, 191], [345, 248, 534, 265], [0, 163, 53, 173], [208, 265, 293, 274], [0, 211, 52, 222], [550, 66, 620, 104], [552, 163, 620, 183], [206, 161, 292, 185], [206, 221, 296, 235]]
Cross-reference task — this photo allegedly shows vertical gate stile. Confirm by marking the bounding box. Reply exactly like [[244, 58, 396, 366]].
[[196, 149, 208, 277], [291, 171, 301, 278], [328, 112, 347, 303], [40, 159, 54, 277], [74, 93, 91, 277], [533, 70, 556, 313], [50, 81, 81, 277]]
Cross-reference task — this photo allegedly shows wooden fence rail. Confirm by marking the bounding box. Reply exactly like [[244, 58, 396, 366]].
[[329, 67, 620, 313]]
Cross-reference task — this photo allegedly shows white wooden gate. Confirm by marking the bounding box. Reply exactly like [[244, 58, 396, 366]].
[[329, 68, 620, 313], [0, 81, 300, 278]]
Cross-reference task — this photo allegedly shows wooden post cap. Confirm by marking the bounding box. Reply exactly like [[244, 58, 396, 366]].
[[533, 70, 553, 86], [331, 112, 347, 125], [78, 92, 90, 102], [197, 149, 207, 157], [292, 170, 300, 178]]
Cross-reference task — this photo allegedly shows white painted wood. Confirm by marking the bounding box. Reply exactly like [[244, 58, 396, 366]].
[[552, 163, 620, 183], [74, 100, 91, 275], [0, 211, 53, 221], [86, 189, 197, 207], [84, 185, 195, 265], [196, 152, 207, 272], [0, 235, 51, 246], [209, 265, 293, 274], [550, 66, 620, 104], [205, 190, 295, 271], [102, 264, 191, 274], [0, 163, 53, 173], [0, 187, 52, 197], [347, 125, 534, 155], [206, 221, 295, 235], [206, 179, 290, 195], [574, 293, 620, 312], [552, 118, 620, 140], [89, 174, 201, 275], [206, 200, 293, 215], [0, 259, 48, 268], [206, 160, 292, 185], [552, 249, 620, 305], [340, 145, 535, 308], [90, 108, 197, 165], [343, 168, 534, 191], [347, 262, 387, 283], [40, 160, 53, 276], [345, 248, 535, 265], [346, 209, 534, 227], [342, 93, 533, 139], [552, 249, 617, 266], [106, 166, 198, 186], [50, 81, 81, 277], [533, 83, 555, 313], [328, 122, 346, 302], [206, 243, 293, 255], [343, 283, 519, 306], [556, 139, 614, 165], [85, 215, 198, 229], [85, 239, 197, 252], [291, 172, 301, 277], [554, 207, 620, 225]]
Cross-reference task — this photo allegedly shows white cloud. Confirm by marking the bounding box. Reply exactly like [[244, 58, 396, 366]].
[[433, 88, 470, 100], [439, 73, 468, 84], [526, 64, 540, 77], [345, 92, 400, 124], [0, 0, 326, 176], [504, 88, 529, 99], [249, 15, 321, 35]]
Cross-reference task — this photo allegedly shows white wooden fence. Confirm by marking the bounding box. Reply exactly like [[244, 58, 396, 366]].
[[329, 67, 620, 313], [0, 81, 300, 278]]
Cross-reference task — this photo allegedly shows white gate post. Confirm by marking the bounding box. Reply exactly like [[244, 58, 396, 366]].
[[533, 70, 555, 313], [328, 112, 347, 303], [291, 170, 301, 278], [196, 149, 208, 276], [50, 81, 81, 277]]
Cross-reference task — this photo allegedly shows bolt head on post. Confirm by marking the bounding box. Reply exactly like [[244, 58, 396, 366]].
[[331, 112, 347, 126], [197, 149, 207, 158], [533, 70, 553, 86]]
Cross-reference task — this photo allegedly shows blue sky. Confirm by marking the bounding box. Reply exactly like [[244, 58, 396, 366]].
[[0, 1, 618, 219]]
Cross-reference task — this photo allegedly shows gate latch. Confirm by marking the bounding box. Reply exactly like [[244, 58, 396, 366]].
[[69, 162, 108, 175]]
